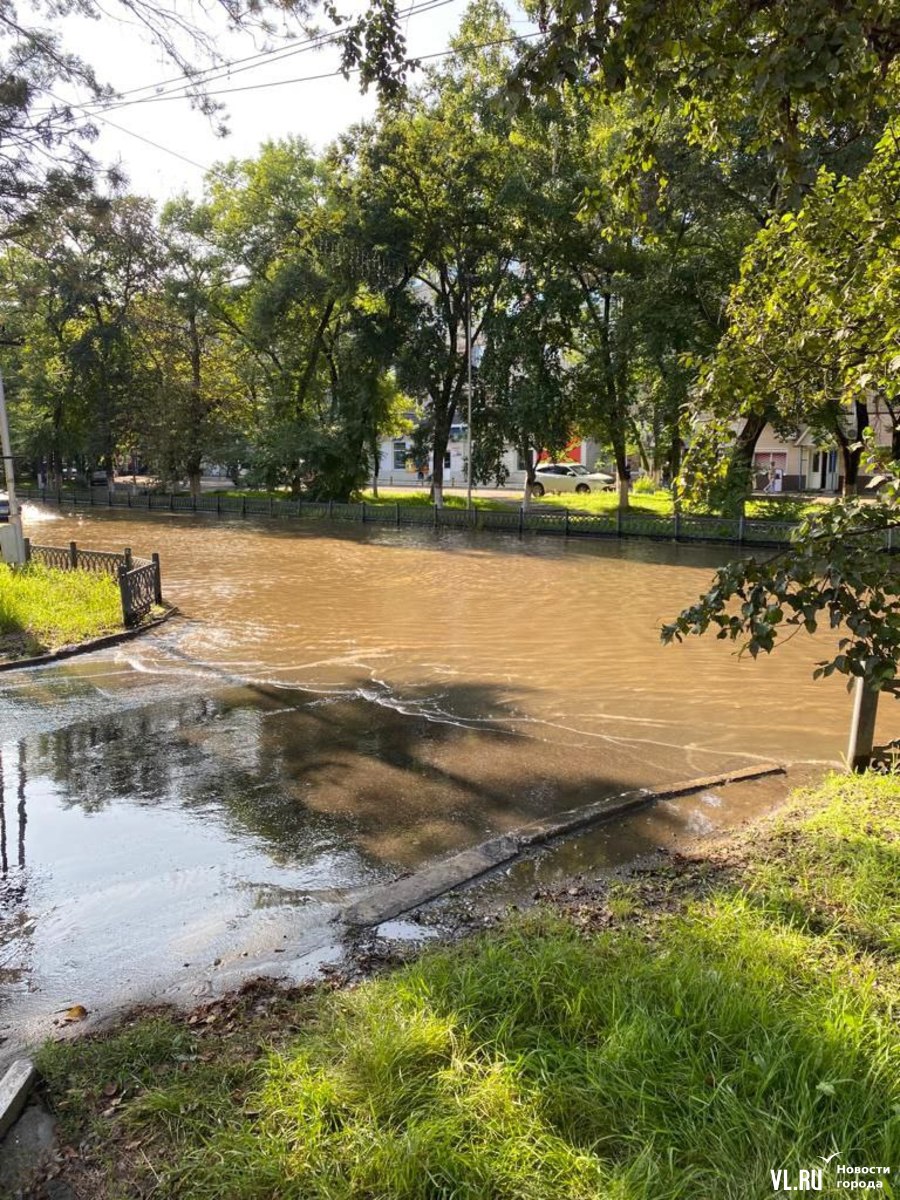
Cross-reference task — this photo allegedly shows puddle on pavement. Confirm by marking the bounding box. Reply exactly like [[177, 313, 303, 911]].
[[1, 504, 876, 1049]]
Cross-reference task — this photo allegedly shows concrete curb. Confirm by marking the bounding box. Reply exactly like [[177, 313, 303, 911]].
[[0, 1059, 36, 1140], [342, 762, 785, 927], [0, 604, 179, 673]]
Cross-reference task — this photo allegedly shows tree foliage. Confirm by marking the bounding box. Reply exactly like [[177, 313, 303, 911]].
[[664, 441, 900, 689]]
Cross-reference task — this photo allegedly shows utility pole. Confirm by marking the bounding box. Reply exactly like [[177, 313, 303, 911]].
[[466, 273, 474, 511], [0, 366, 25, 563]]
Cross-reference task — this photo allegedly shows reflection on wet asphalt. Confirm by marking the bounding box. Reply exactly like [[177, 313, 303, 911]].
[[0, 504, 860, 1047]]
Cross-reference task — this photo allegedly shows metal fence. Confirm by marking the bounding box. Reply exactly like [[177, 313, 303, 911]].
[[16, 483, 801, 547], [25, 538, 163, 627]]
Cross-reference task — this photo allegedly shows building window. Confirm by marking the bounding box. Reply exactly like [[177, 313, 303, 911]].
[[812, 452, 820, 472], [393, 441, 408, 470]]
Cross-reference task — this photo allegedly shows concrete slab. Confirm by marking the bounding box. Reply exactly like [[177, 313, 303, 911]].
[[0, 1102, 58, 1193], [0, 1058, 37, 1139], [344, 835, 520, 926]]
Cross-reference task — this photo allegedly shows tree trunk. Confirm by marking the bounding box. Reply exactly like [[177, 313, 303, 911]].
[[186, 453, 202, 499], [725, 411, 769, 512], [431, 442, 445, 507], [521, 446, 535, 508], [835, 399, 869, 496], [430, 411, 454, 508], [629, 418, 650, 474], [612, 432, 630, 510], [187, 311, 204, 501], [370, 433, 381, 498]]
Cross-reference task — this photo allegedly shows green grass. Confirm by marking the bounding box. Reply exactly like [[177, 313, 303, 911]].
[[535, 491, 819, 520], [536, 489, 671, 515], [361, 489, 509, 510], [34, 773, 899, 1199], [0, 562, 122, 657]]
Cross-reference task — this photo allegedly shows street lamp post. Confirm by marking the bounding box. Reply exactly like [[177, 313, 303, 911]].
[[0, 366, 26, 564]]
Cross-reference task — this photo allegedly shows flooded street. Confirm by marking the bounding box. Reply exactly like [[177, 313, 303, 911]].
[[0, 504, 877, 1047]]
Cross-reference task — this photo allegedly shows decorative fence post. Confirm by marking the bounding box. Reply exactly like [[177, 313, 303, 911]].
[[152, 552, 162, 604], [565, 509, 570, 537], [23, 537, 31, 563], [217, 494, 222, 516], [616, 507, 623, 538], [124, 547, 133, 570], [518, 506, 524, 537], [241, 496, 247, 518], [361, 500, 367, 523], [169, 492, 175, 512], [69, 541, 78, 569], [117, 564, 130, 626], [396, 502, 401, 526], [738, 514, 745, 543], [674, 513, 681, 542]]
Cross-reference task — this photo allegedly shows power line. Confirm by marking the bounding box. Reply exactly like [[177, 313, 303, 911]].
[[45, 91, 211, 173], [44, 26, 539, 182], [84, 30, 542, 113], [63, 0, 463, 116]]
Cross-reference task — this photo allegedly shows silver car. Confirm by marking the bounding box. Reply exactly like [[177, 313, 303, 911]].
[[531, 463, 615, 497]]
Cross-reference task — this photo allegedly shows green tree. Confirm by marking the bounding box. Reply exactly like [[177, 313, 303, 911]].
[[1, 191, 158, 479], [338, 1, 526, 505]]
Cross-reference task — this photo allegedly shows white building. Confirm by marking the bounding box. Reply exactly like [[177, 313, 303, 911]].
[[374, 426, 604, 489]]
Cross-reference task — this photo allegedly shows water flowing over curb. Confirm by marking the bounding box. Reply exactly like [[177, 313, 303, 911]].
[[342, 763, 786, 926], [0, 604, 179, 673]]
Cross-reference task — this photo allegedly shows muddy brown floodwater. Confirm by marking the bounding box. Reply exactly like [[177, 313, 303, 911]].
[[0, 504, 887, 1050]]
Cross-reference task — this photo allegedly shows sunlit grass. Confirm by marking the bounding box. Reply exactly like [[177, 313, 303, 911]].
[[36, 773, 900, 1199], [535, 489, 671, 514], [361, 489, 508, 510], [0, 563, 121, 657]]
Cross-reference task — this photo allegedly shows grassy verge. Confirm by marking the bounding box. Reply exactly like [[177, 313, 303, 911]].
[[533, 491, 818, 520], [31, 773, 899, 1199], [0, 563, 122, 659], [361, 489, 509, 510], [363, 488, 819, 521]]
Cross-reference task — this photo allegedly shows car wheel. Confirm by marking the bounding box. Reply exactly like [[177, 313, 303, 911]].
[[531, 482, 545, 498], [575, 483, 590, 494]]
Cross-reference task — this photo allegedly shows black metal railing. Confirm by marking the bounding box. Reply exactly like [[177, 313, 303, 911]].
[[16, 482, 804, 548], [24, 538, 163, 627]]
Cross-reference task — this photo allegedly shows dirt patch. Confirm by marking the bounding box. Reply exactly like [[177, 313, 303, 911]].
[[0, 630, 41, 661]]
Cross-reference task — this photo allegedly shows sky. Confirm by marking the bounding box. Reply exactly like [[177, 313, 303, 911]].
[[50, 0, 529, 204]]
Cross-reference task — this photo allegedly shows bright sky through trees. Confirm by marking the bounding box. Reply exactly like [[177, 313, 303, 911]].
[[51, 0, 526, 200]]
